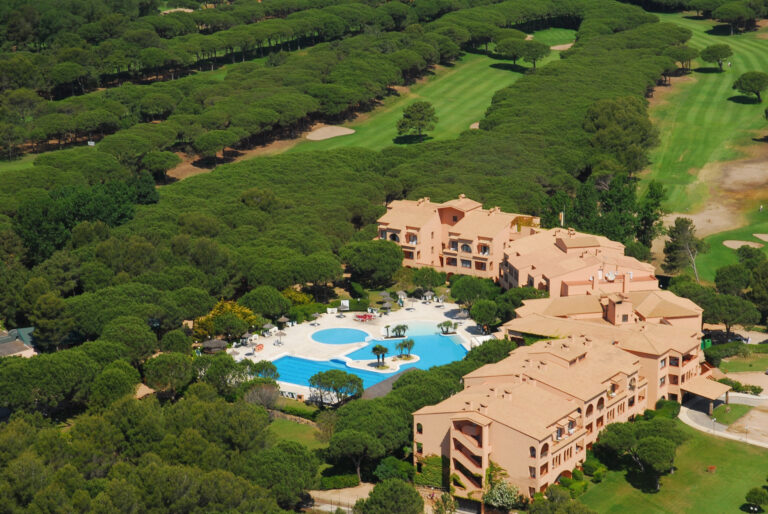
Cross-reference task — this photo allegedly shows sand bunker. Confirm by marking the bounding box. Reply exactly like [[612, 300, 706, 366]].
[[306, 125, 355, 141], [525, 34, 534, 40], [755, 234, 768, 242], [469, 122, 480, 130], [551, 43, 574, 51], [723, 240, 764, 249]]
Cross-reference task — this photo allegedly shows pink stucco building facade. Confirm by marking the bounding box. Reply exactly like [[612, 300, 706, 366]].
[[376, 195, 539, 280], [413, 336, 648, 500]]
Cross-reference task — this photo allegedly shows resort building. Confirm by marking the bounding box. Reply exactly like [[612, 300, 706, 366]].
[[499, 227, 659, 297], [376, 195, 540, 280], [413, 335, 648, 499], [514, 290, 703, 331], [499, 314, 706, 406]]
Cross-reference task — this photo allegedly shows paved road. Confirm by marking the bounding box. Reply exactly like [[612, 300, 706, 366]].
[[679, 396, 768, 449]]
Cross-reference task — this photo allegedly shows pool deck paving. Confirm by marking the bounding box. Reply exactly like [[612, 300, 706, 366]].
[[227, 301, 482, 397]]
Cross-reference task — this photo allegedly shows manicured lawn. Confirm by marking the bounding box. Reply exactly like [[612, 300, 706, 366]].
[[529, 28, 577, 46], [288, 50, 560, 153], [711, 403, 753, 425], [719, 353, 768, 373], [641, 13, 768, 213], [268, 418, 327, 450], [579, 422, 768, 513], [276, 396, 319, 417]]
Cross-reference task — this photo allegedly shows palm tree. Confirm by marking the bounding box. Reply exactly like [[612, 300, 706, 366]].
[[384, 325, 391, 338], [402, 338, 414, 356], [392, 324, 408, 337], [372, 344, 388, 366], [438, 320, 453, 334], [395, 341, 405, 356]]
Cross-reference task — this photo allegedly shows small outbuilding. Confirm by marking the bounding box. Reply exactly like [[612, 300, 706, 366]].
[[202, 339, 228, 354]]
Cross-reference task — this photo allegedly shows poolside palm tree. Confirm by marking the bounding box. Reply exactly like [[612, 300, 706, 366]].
[[438, 320, 453, 334], [372, 344, 388, 366], [384, 325, 391, 338], [392, 324, 408, 338], [395, 341, 405, 356], [402, 338, 414, 356]]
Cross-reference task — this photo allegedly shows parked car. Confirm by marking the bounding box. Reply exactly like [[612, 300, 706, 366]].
[[702, 329, 747, 345]]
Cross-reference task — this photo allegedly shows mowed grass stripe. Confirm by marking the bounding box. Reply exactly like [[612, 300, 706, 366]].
[[643, 13, 768, 212], [287, 51, 543, 153]]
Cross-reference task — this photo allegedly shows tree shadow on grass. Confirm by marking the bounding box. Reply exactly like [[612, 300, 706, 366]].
[[393, 134, 433, 145], [694, 66, 724, 74], [490, 62, 528, 73], [706, 24, 735, 36], [728, 95, 761, 104], [683, 15, 706, 20], [752, 135, 768, 144], [740, 503, 763, 513], [624, 468, 660, 494]]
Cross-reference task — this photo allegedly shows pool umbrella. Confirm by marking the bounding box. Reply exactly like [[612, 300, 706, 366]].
[[263, 323, 275, 330], [396, 290, 407, 298], [382, 301, 392, 309], [312, 313, 320, 318], [277, 315, 290, 323], [380, 291, 391, 298], [276, 330, 287, 337], [455, 310, 469, 319]]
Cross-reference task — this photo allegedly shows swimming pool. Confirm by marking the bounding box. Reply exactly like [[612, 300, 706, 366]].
[[275, 322, 467, 388], [311, 328, 369, 344]]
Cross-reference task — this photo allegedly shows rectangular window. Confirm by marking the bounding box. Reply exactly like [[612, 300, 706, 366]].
[[447, 258, 457, 266], [379, 231, 386, 239], [475, 262, 486, 271], [621, 314, 629, 322], [670, 375, 679, 385], [669, 356, 680, 367], [416, 442, 423, 454], [450, 241, 458, 251], [660, 358, 666, 369], [659, 376, 666, 386], [403, 251, 414, 260], [529, 467, 536, 478], [408, 235, 417, 244], [452, 216, 458, 222], [461, 259, 471, 269]]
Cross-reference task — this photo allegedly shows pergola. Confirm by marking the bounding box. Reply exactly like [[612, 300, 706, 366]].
[[681, 376, 732, 415]]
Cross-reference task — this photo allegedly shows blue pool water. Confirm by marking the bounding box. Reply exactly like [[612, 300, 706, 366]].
[[275, 322, 467, 388], [311, 328, 369, 344]]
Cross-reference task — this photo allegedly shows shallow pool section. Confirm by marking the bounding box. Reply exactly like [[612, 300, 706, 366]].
[[311, 327, 370, 344], [276, 322, 467, 388]]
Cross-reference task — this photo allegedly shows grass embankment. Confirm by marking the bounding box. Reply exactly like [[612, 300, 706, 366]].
[[711, 403, 753, 425], [720, 353, 768, 373], [0, 152, 38, 174], [268, 418, 327, 451], [579, 421, 768, 513], [288, 44, 562, 153]]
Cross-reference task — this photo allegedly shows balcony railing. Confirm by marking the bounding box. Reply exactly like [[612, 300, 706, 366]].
[[452, 428, 483, 451]]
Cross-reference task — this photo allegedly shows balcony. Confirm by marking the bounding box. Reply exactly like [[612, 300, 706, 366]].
[[452, 428, 483, 451], [452, 443, 483, 472]]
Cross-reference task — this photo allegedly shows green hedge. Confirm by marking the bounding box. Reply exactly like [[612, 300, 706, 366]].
[[319, 473, 360, 490], [704, 341, 749, 367], [717, 378, 764, 396]]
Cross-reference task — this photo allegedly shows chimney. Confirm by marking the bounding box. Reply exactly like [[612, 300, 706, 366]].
[[458, 193, 466, 199], [622, 274, 629, 294], [592, 274, 598, 290]]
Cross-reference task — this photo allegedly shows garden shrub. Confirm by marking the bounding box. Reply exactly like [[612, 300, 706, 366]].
[[414, 455, 448, 488], [374, 456, 415, 482], [591, 470, 605, 483], [654, 399, 681, 419], [704, 341, 749, 367], [718, 378, 764, 396], [572, 469, 584, 481]]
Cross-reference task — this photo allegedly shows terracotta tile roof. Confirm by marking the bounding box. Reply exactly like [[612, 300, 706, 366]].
[[628, 290, 702, 318], [416, 380, 578, 440], [501, 314, 701, 355], [681, 375, 731, 401], [378, 199, 440, 228], [516, 296, 604, 318]]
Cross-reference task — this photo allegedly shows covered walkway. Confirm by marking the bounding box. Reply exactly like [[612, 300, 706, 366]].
[[681, 375, 731, 415]]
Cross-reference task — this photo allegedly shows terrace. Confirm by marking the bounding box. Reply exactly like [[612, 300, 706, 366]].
[[227, 300, 476, 398]]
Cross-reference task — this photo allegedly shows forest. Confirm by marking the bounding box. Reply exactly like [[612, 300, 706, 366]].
[[0, 0, 723, 511]]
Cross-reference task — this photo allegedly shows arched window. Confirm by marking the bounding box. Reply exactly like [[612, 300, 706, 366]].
[[530, 446, 536, 458], [461, 243, 471, 252], [597, 398, 605, 410], [416, 423, 423, 434], [389, 234, 400, 242], [540, 443, 549, 457], [586, 404, 593, 417]]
